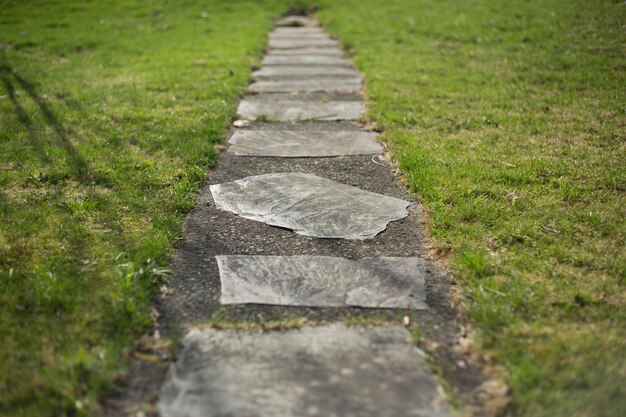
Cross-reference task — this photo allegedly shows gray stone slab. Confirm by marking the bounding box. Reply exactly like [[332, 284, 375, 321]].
[[262, 54, 352, 66], [267, 47, 344, 56], [253, 65, 359, 79], [158, 324, 450, 417], [209, 173, 410, 239], [227, 129, 381, 157], [248, 78, 361, 93], [271, 27, 326, 36], [270, 38, 340, 49], [269, 36, 331, 45], [251, 74, 362, 85], [217, 255, 428, 309], [270, 33, 327, 40], [237, 94, 364, 121]]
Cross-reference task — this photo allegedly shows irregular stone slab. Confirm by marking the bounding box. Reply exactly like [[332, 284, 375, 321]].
[[217, 255, 428, 309], [158, 324, 450, 417], [262, 54, 352, 66], [237, 94, 364, 121], [248, 78, 361, 93], [253, 65, 359, 78], [209, 173, 410, 239], [227, 129, 381, 157], [270, 38, 339, 49], [268, 47, 344, 56]]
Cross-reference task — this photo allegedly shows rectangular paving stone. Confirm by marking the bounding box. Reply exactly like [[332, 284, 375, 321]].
[[271, 27, 326, 36], [270, 38, 340, 49], [269, 32, 329, 40], [237, 94, 364, 121], [217, 255, 427, 309], [262, 54, 352, 66], [267, 47, 344, 56], [227, 129, 381, 157], [248, 78, 361, 93], [158, 324, 450, 417], [253, 65, 359, 78], [269, 36, 331, 45]]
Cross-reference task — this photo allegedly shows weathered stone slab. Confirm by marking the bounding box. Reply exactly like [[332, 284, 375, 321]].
[[269, 26, 328, 36], [253, 65, 359, 78], [268, 47, 344, 56], [269, 36, 331, 45], [227, 129, 381, 157], [209, 173, 410, 239], [158, 324, 450, 417], [237, 94, 364, 121], [217, 255, 428, 309], [269, 32, 329, 40], [262, 54, 351, 66], [248, 78, 361, 93], [270, 38, 339, 49]]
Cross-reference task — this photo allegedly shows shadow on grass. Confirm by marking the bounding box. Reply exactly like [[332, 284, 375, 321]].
[[0, 63, 89, 179]]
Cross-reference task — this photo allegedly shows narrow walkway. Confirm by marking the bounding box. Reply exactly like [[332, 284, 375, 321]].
[[111, 15, 488, 417]]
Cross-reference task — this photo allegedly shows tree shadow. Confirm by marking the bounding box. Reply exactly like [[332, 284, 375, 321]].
[[0, 63, 89, 179]]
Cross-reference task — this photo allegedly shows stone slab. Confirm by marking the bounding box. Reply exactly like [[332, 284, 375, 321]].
[[248, 78, 361, 93], [269, 33, 329, 40], [271, 28, 327, 37], [269, 36, 331, 45], [217, 255, 428, 309], [158, 324, 450, 417], [209, 173, 410, 239], [270, 39, 339, 49], [267, 47, 344, 56], [237, 94, 364, 121], [253, 65, 359, 79], [227, 129, 381, 157], [262, 54, 352, 66]]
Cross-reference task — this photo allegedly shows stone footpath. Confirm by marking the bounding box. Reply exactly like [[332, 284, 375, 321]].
[[109, 15, 491, 417]]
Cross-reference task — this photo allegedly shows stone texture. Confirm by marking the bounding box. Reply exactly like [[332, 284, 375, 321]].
[[262, 54, 351, 66], [158, 324, 450, 417], [271, 28, 326, 37], [227, 129, 382, 157], [209, 173, 410, 239], [253, 65, 359, 79], [267, 47, 344, 56], [217, 255, 428, 309], [248, 78, 361, 93], [270, 38, 339, 49], [237, 94, 364, 121], [269, 33, 329, 41]]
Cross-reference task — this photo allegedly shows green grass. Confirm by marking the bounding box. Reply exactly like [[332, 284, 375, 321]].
[[314, 0, 626, 416], [0, 1, 292, 415]]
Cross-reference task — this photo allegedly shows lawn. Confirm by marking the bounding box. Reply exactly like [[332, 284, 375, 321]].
[[0, 1, 289, 415], [315, 0, 625, 416]]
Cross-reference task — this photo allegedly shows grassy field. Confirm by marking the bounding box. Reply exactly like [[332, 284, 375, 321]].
[[316, 0, 625, 416], [0, 1, 290, 415]]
